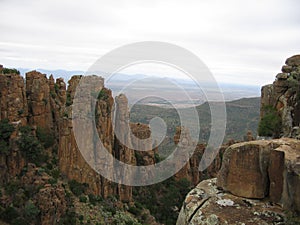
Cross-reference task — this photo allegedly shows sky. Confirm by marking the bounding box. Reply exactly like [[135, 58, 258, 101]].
[[0, 0, 300, 86]]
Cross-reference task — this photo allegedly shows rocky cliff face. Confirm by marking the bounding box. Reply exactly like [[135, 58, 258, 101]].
[[0, 73, 27, 183], [0, 72, 28, 125], [0, 68, 161, 203], [58, 75, 106, 198], [0, 67, 163, 224], [261, 55, 300, 138], [26, 71, 54, 131]]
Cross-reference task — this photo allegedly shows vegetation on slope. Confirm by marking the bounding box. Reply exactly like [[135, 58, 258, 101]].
[[130, 97, 260, 156], [258, 105, 282, 138], [0, 121, 147, 225], [133, 177, 192, 225]]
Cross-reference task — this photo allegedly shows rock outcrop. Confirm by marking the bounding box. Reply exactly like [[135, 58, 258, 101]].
[[177, 138, 300, 224], [0, 73, 28, 183], [130, 122, 157, 166], [0, 68, 159, 204], [217, 138, 300, 214], [0, 72, 28, 125], [58, 75, 104, 197], [177, 178, 286, 225], [261, 55, 300, 138], [58, 76, 159, 202], [26, 71, 53, 131]]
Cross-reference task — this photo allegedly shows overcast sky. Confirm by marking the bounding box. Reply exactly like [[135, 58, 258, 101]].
[[0, 0, 299, 86]]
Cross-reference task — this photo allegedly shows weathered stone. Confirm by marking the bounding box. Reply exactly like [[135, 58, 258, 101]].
[[282, 65, 293, 73], [58, 76, 105, 197], [260, 84, 274, 117], [0, 73, 28, 125], [276, 73, 289, 80], [285, 55, 300, 67], [268, 150, 284, 202], [217, 138, 300, 214], [177, 178, 286, 225], [26, 71, 53, 130], [114, 94, 136, 202], [243, 130, 255, 141], [130, 123, 158, 166], [217, 141, 271, 199]]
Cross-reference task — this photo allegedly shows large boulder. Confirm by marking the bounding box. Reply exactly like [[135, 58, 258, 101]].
[[217, 138, 300, 213]]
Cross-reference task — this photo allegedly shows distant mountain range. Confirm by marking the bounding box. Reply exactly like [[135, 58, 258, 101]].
[[17, 68, 84, 81], [17, 68, 261, 106]]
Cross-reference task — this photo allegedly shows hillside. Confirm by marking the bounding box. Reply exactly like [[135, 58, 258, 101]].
[[130, 97, 260, 151]]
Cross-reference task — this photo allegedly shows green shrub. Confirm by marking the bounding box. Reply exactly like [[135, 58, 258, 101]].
[[68, 180, 88, 196], [88, 194, 102, 205], [78, 215, 84, 221], [24, 183, 42, 199], [79, 195, 87, 203], [154, 153, 161, 163], [51, 168, 60, 179], [2, 68, 20, 75], [0, 140, 10, 154], [128, 206, 142, 216], [18, 126, 46, 165], [135, 152, 144, 166], [11, 217, 27, 225], [5, 180, 21, 196], [102, 201, 116, 215], [42, 98, 48, 105], [24, 201, 40, 220], [17, 109, 24, 115], [112, 211, 142, 225], [54, 84, 59, 93], [66, 93, 72, 106], [0, 206, 20, 222], [36, 126, 55, 149], [59, 209, 77, 225], [48, 178, 57, 185], [285, 211, 300, 224], [133, 177, 192, 225], [0, 119, 14, 154], [258, 106, 282, 137], [97, 89, 109, 100], [141, 213, 147, 221], [50, 91, 56, 98]]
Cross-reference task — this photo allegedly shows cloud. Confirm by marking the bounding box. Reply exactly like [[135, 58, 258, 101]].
[[0, 0, 299, 85]]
